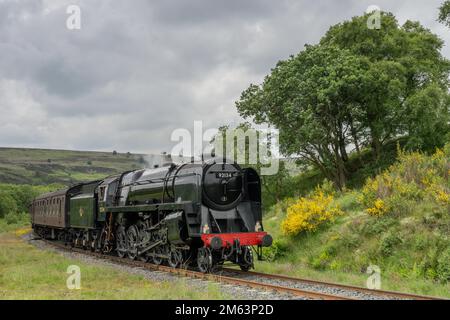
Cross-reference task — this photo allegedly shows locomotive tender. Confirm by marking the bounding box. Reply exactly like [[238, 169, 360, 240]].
[[30, 159, 273, 272]]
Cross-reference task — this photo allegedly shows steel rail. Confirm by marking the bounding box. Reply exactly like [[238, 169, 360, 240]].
[[221, 268, 442, 300], [39, 238, 353, 300]]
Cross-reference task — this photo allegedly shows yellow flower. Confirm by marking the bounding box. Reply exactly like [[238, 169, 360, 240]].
[[281, 187, 343, 236], [366, 198, 387, 216], [15, 227, 31, 237]]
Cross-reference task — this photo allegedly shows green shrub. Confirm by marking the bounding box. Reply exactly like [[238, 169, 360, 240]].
[[263, 239, 289, 261], [339, 234, 360, 249], [4, 211, 19, 224], [336, 192, 361, 212], [310, 249, 333, 270], [419, 248, 441, 280], [4, 211, 29, 225], [362, 216, 397, 236], [436, 247, 450, 282], [413, 234, 429, 251], [379, 232, 403, 257], [0, 183, 63, 222], [0, 191, 18, 218]]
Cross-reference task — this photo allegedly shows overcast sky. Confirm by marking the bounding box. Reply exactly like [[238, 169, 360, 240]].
[[0, 0, 448, 155]]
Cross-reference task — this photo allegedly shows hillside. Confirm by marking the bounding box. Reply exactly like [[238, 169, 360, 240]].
[[256, 145, 450, 297], [0, 147, 149, 185]]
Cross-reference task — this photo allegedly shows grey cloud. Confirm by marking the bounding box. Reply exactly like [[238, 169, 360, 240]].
[[0, 0, 448, 154]]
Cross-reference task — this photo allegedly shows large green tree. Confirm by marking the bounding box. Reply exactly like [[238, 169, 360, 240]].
[[439, 1, 450, 27], [236, 12, 450, 189], [237, 45, 367, 188], [404, 84, 450, 151], [321, 13, 450, 156]]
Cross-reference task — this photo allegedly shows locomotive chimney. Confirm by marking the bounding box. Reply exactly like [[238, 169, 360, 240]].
[[161, 152, 173, 167]]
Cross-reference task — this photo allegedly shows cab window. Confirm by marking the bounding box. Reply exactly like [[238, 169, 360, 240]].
[[99, 186, 106, 201]]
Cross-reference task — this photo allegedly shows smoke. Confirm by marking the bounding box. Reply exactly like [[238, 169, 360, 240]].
[[143, 152, 191, 168]]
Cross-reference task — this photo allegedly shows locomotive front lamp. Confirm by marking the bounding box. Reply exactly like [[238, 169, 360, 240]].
[[202, 224, 210, 234]]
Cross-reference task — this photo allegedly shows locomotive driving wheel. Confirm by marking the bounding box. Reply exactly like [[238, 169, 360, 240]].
[[152, 246, 163, 265], [137, 224, 150, 262], [98, 227, 111, 253], [94, 229, 105, 252], [116, 226, 127, 258], [138, 253, 149, 262], [127, 225, 139, 260], [197, 247, 213, 273], [90, 232, 98, 252], [168, 248, 183, 268]]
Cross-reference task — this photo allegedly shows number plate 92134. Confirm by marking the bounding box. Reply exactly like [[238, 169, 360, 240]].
[[216, 172, 235, 179]]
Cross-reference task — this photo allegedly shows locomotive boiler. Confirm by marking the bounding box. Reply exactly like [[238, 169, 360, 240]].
[[30, 158, 273, 272]]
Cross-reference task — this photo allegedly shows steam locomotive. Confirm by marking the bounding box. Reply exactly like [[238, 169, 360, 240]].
[[30, 158, 273, 272]]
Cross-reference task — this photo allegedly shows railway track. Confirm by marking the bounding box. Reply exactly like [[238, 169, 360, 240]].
[[220, 268, 441, 300], [36, 237, 441, 300]]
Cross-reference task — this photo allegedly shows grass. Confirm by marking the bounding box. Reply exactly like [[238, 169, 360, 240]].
[[0, 229, 230, 300]]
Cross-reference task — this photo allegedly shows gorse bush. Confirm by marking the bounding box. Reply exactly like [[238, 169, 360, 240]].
[[281, 181, 343, 236], [360, 145, 450, 216]]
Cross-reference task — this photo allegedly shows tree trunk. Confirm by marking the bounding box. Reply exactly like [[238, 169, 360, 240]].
[[349, 120, 361, 155], [339, 139, 349, 162], [332, 141, 347, 190], [371, 137, 381, 161], [368, 122, 382, 161]]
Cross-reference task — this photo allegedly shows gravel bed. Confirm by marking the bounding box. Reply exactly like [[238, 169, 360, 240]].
[[24, 234, 303, 300], [219, 270, 404, 300]]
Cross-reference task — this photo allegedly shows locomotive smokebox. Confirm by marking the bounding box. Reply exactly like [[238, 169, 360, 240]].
[[202, 161, 243, 211]]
